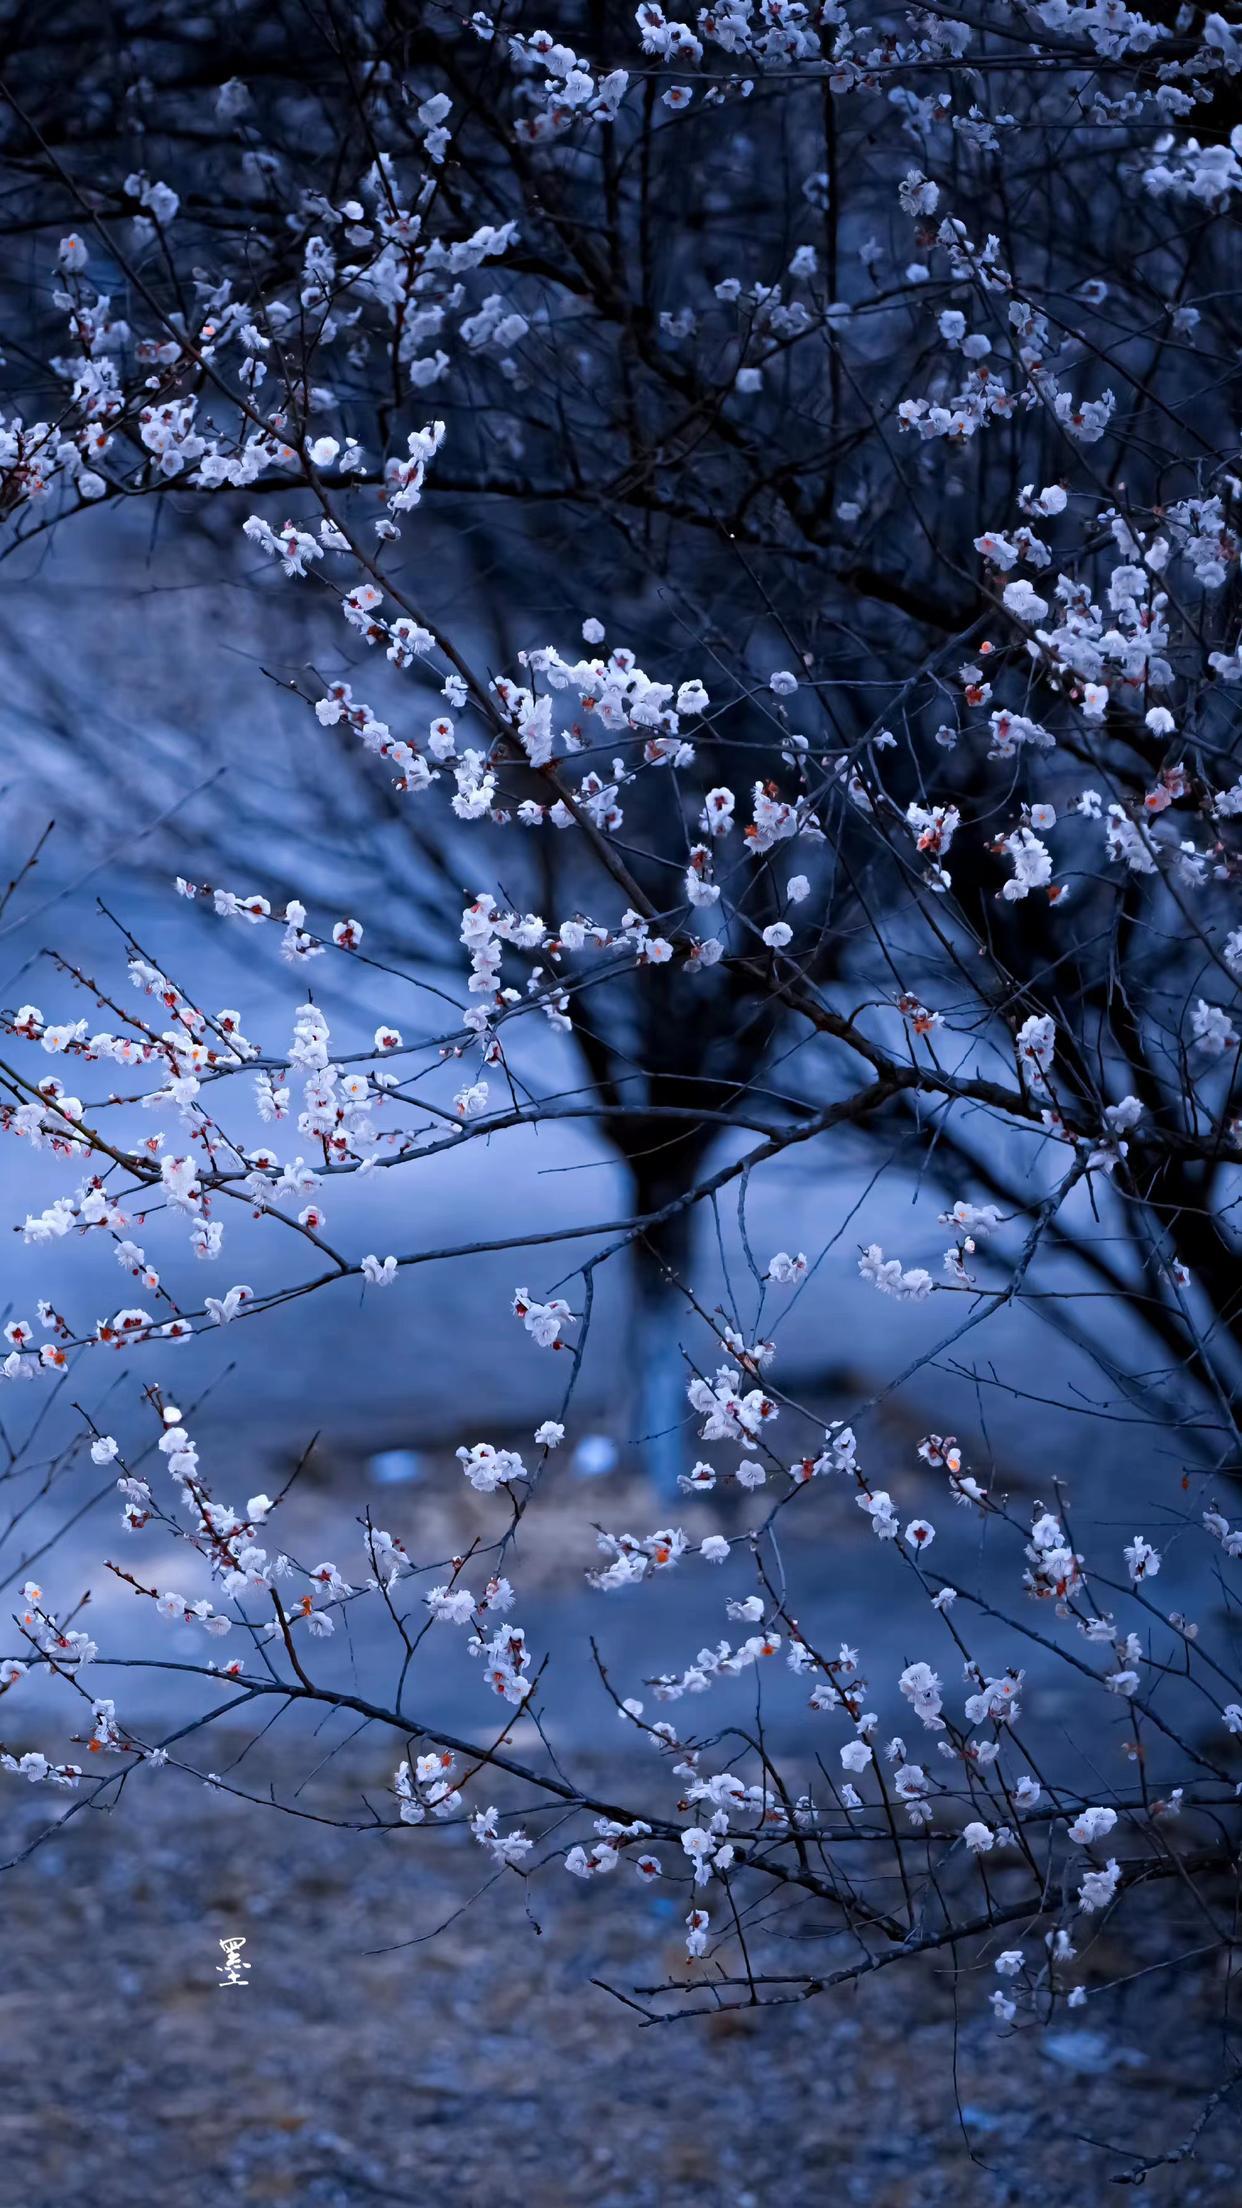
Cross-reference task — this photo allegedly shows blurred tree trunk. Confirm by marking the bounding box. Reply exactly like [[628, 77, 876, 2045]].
[[626, 1197, 696, 1497]]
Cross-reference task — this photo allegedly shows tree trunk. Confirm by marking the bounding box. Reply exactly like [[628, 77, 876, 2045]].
[[627, 1207, 695, 1497]]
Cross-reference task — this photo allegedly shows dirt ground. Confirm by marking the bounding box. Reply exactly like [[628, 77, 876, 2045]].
[[2, 1738, 1239, 2208]]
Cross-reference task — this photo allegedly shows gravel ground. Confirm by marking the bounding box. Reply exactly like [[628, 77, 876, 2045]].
[[5, 1442, 1242, 2206], [2, 1742, 1239, 2208]]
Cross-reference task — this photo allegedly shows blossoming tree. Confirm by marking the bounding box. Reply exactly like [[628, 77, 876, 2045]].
[[2, 0, 1242, 2155]]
